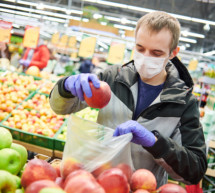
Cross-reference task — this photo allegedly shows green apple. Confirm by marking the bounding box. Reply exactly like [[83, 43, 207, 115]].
[[0, 170, 16, 193], [39, 187, 66, 193], [0, 148, 21, 175], [16, 189, 24, 193], [13, 175, 21, 189], [0, 127, 13, 149], [10, 143, 28, 169]]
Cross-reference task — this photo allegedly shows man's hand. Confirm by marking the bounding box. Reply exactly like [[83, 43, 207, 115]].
[[64, 73, 100, 101], [113, 120, 156, 147], [19, 59, 30, 67]]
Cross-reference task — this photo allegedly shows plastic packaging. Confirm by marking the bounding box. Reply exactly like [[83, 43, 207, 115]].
[[62, 114, 134, 173]]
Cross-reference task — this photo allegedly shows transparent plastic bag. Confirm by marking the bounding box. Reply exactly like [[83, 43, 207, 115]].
[[62, 114, 134, 174]]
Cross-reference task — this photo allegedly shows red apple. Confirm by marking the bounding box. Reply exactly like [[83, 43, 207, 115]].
[[64, 173, 105, 193], [84, 81, 111, 109], [133, 190, 150, 193], [157, 183, 187, 193], [51, 160, 61, 177], [130, 169, 157, 192], [92, 162, 112, 178], [25, 179, 60, 193], [63, 169, 94, 188], [97, 168, 130, 193], [61, 157, 83, 179], [21, 158, 58, 188], [55, 177, 64, 189], [116, 163, 133, 183]]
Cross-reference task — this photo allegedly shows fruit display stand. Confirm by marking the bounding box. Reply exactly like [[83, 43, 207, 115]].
[[0, 69, 69, 157]]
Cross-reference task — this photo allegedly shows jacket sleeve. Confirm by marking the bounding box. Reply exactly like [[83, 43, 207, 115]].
[[49, 77, 88, 115], [145, 97, 207, 184], [29, 46, 50, 69]]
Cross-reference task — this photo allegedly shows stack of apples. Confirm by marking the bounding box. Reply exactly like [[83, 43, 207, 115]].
[[39, 81, 56, 95], [2, 93, 66, 137], [20, 156, 187, 193], [0, 127, 28, 193]]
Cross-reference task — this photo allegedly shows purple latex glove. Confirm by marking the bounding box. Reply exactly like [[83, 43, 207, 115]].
[[19, 59, 30, 67], [64, 73, 100, 101], [113, 120, 156, 147]]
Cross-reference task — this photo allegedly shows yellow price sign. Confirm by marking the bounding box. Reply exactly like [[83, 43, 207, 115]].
[[51, 32, 60, 45], [188, 59, 198, 71], [58, 34, 69, 48], [23, 26, 40, 48], [107, 42, 126, 65], [130, 48, 134, 60], [78, 36, 97, 58], [0, 20, 12, 43], [68, 36, 77, 48]]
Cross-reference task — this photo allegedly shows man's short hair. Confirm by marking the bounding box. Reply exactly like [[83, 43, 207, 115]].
[[135, 11, 181, 52]]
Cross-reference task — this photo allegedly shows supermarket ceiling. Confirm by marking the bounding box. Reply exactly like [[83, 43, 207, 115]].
[[0, 0, 215, 55]]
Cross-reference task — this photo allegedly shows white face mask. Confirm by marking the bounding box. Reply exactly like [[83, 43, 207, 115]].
[[134, 50, 167, 79]]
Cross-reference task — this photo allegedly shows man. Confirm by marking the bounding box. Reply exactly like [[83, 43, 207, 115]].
[[49, 11, 207, 187]]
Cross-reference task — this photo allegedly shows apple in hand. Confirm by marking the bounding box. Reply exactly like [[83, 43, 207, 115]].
[[97, 168, 130, 193], [25, 179, 60, 193], [21, 158, 58, 188], [0, 170, 17, 193], [0, 148, 21, 175], [84, 81, 111, 109], [61, 157, 83, 179], [10, 143, 28, 170], [130, 169, 157, 192], [0, 127, 13, 149]]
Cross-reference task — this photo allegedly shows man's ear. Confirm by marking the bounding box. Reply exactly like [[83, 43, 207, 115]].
[[169, 46, 180, 59]]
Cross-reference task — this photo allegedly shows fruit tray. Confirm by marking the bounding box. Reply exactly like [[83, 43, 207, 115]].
[[0, 91, 68, 150]]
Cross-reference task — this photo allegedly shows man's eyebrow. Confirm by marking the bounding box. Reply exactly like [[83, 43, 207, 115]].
[[153, 49, 165, 53]]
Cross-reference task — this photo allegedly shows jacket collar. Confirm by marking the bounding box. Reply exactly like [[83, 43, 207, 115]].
[[115, 57, 194, 104]]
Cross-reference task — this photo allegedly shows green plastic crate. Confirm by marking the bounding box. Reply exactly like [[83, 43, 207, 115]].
[[0, 124, 54, 149]]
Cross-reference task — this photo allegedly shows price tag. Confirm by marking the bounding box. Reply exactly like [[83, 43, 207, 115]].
[[23, 26, 40, 48], [0, 20, 12, 43]]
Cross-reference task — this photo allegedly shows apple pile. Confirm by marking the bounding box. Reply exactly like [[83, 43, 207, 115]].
[[3, 93, 66, 137], [0, 127, 28, 193], [20, 156, 187, 193]]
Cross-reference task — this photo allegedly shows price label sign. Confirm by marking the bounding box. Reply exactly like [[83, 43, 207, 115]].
[[68, 36, 77, 48], [78, 35, 97, 58], [23, 25, 40, 48], [0, 20, 12, 43], [51, 32, 60, 45], [58, 34, 69, 48], [107, 42, 125, 65]]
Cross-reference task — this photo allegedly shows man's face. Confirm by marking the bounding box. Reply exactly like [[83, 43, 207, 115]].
[[135, 26, 173, 61]]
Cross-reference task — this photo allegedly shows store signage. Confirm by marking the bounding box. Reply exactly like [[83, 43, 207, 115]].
[[188, 59, 198, 71], [78, 34, 97, 58], [0, 20, 12, 43], [130, 48, 134, 60], [23, 25, 40, 48], [51, 32, 60, 45], [68, 36, 77, 48], [58, 34, 69, 48], [107, 42, 126, 65]]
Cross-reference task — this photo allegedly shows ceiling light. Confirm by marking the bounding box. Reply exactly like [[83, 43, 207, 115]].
[[100, 21, 107, 25], [179, 37, 197, 44], [2, 0, 15, 2], [93, 13, 102, 19], [204, 50, 215, 56], [82, 18, 89, 22], [83, 0, 215, 26], [114, 24, 134, 31], [121, 17, 129, 24], [17, 0, 37, 6], [104, 16, 121, 22], [181, 31, 205, 38], [37, 3, 44, 10]]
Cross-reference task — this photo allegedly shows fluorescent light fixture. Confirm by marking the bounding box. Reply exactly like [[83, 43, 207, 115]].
[[83, 0, 215, 26], [104, 16, 121, 22], [2, 0, 15, 2], [37, 3, 44, 10], [204, 50, 215, 56], [82, 18, 89, 22], [93, 13, 102, 19], [179, 37, 197, 44], [17, 0, 37, 6], [43, 16, 66, 23], [114, 24, 134, 31], [97, 41, 109, 49], [121, 17, 129, 24], [181, 31, 205, 38], [100, 21, 107, 25]]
